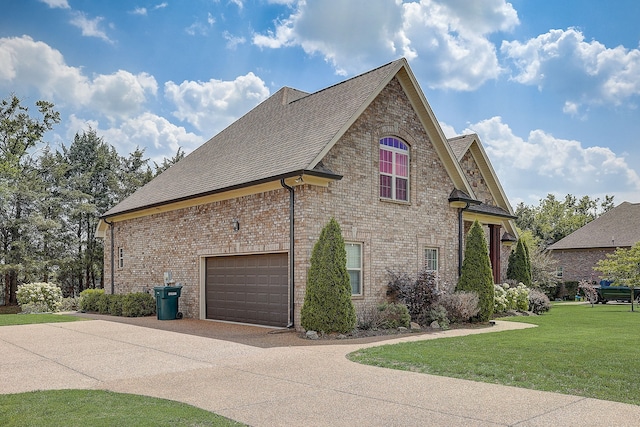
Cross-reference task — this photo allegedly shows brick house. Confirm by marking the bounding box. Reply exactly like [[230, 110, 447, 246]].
[[548, 202, 640, 282], [96, 58, 517, 328]]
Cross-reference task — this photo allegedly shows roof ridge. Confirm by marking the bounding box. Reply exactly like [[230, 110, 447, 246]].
[[289, 58, 402, 104]]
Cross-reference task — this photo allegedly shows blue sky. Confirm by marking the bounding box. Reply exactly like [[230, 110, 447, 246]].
[[2, 0, 640, 207]]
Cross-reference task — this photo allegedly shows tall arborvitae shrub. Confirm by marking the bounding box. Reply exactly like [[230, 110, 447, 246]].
[[507, 238, 532, 287], [456, 220, 494, 322], [301, 218, 356, 333]]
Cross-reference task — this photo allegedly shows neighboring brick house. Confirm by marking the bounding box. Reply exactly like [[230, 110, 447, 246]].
[[548, 202, 640, 283], [96, 58, 517, 328]]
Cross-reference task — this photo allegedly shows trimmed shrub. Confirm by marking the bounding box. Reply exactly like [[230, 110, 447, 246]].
[[507, 239, 532, 287], [439, 291, 480, 323], [419, 305, 449, 329], [528, 289, 551, 314], [16, 282, 63, 313], [356, 302, 411, 330], [301, 218, 356, 333], [122, 293, 156, 317], [96, 293, 111, 314], [59, 297, 78, 312], [78, 289, 104, 312], [494, 283, 530, 312], [494, 284, 508, 313], [387, 268, 441, 323], [456, 220, 494, 322], [108, 294, 124, 316], [377, 302, 411, 329], [18, 302, 51, 314]]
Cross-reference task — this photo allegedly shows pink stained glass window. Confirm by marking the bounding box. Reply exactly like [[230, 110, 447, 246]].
[[395, 153, 408, 178], [379, 137, 409, 201], [380, 175, 392, 198], [380, 149, 393, 174]]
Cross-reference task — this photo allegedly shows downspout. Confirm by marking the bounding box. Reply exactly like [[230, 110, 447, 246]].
[[280, 179, 295, 328], [458, 203, 470, 277], [103, 218, 115, 294]]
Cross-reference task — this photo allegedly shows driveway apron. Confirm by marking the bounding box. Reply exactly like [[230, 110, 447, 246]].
[[1, 319, 639, 426]]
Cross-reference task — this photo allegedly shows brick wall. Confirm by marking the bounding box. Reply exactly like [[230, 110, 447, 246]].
[[550, 248, 618, 283], [105, 77, 475, 328]]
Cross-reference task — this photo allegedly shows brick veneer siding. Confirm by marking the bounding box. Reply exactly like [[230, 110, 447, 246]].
[[104, 191, 290, 319], [104, 77, 466, 328], [459, 151, 493, 205], [550, 248, 619, 283]]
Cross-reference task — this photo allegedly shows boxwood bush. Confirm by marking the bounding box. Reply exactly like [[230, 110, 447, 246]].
[[79, 289, 155, 317], [78, 289, 104, 312]]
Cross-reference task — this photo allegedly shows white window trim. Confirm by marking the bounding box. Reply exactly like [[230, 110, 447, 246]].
[[345, 242, 363, 296], [118, 247, 124, 269], [379, 138, 410, 202], [424, 247, 439, 272]]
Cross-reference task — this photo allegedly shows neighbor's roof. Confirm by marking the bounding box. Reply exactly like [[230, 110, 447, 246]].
[[548, 202, 640, 250], [103, 58, 472, 218]]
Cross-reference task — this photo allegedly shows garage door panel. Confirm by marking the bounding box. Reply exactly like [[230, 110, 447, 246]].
[[206, 253, 288, 327]]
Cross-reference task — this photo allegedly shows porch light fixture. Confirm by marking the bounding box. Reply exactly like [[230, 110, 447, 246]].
[[232, 219, 240, 232], [295, 175, 304, 184]]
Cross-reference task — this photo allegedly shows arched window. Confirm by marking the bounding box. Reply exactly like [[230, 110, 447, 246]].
[[379, 137, 409, 201]]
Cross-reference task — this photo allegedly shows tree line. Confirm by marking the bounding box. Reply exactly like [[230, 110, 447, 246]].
[[511, 193, 615, 291], [1, 95, 184, 305]]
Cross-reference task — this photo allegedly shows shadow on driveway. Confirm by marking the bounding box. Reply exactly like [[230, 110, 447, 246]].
[[70, 312, 435, 348]]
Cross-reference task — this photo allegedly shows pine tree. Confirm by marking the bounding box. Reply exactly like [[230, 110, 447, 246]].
[[300, 218, 356, 333], [507, 238, 532, 287], [456, 220, 494, 322]]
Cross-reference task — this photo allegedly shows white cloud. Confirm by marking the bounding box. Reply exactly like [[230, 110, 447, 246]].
[[153, 3, 168, 11], [66, 113, 203, 164], [186, 13, 215, 36], [70, 11, 113, 43], [90, 70, 158, 120], [164, 72, 270, 137], [223, 31, 246, 50], [39, 0, 70, 9], [253, 0, 518, 89], [131, 7, 147, 16], [463, 116, 640, 203], [0, 36, 155, 119], [501, 28, 640, 112]]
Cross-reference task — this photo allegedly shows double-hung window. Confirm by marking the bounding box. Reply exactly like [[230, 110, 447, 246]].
[[379, 137, 409, 201], [425, 248, 438, 272], [345, 243, 362, 296]]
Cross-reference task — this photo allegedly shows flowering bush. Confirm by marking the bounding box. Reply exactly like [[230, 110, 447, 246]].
[[494, 283, 530, 312], [16, 282, 63, 313], [494, 284, 508, 312]]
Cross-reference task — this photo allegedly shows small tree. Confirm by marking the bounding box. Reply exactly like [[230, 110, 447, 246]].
[[300, 218, 356, 333], [507, 238, 532, 287], [594, 241, 640, 312], [456, 220, 494, 322]]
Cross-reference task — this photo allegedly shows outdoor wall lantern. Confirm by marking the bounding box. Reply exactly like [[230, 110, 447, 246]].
[[232, 218, 240, 232]]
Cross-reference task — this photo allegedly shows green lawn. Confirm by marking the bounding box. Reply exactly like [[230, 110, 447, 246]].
[[0, 313, 84, 326], [0, 390, 244, 426], [348, 303, 640, 405]]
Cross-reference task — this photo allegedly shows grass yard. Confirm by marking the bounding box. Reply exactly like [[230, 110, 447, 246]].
[[348, 303, 640, 405], [0, 389, 244, 427], [0, 313, 84, 326]]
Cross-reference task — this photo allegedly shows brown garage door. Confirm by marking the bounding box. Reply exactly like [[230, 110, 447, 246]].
[[205, 253, 289, 327]]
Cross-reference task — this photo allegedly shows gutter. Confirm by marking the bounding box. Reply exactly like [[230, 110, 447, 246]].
[[280, 179, 295, 328], [102, 218, 115, 294]]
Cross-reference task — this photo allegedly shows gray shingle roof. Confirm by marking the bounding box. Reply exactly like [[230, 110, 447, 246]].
[[103, 60, 402, 217], [447, 134, 477, 160], [548, 202, 640, 250]]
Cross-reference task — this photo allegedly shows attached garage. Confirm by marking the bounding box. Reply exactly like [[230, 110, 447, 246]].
[[205, 253, 289, 327]]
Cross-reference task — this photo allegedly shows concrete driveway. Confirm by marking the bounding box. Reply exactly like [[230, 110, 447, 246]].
[[1, 319, 639, 426]]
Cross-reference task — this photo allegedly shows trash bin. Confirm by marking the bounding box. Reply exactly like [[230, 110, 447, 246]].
[[154, 285, 183, 320]]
